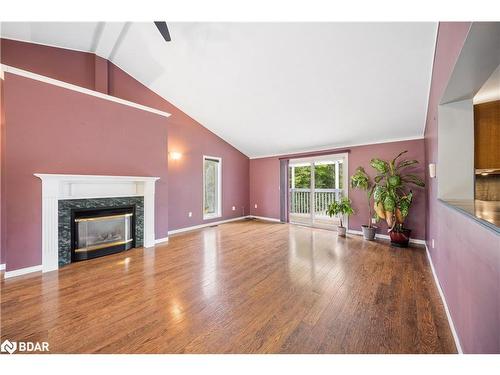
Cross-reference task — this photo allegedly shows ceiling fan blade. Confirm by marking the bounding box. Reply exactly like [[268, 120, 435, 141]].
[[154, 21, 171, 42]]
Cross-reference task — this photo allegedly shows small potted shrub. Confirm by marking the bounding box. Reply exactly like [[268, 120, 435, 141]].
[[350, 167, 377, 240], [370, 151, 425, 247], [326, 197, 354, 237]]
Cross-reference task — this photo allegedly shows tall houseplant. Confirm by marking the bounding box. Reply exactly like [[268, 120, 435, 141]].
[[371, 150, 425, 247], [350, 167, 376, 240], [326, 197, 354, 237]]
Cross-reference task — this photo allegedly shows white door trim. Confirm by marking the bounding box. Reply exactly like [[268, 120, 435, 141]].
[[289, 152, 349, 230]]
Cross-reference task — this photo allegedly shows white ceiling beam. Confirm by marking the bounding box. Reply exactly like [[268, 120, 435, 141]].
[[91, 22, 128, 61]]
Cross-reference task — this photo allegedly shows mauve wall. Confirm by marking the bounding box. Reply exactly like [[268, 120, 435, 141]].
[[0, 38, 249, 238], [3, 73, 168, 271], [1, 39, 96, 89], [249, 157, 281, 219], [349, 140, 426, 238], [1, 78, 5, 265], [107, 65, 250, 229], [249, 139, 426, 240], [424, 22, 500, 353]]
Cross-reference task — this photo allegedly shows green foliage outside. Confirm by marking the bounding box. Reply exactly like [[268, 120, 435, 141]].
[[289, 162, 344, 215], [289, 163, 343, 189]]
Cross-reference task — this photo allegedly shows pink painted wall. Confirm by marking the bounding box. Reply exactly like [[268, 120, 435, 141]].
[[0, 78, 5, 265], [107, 65, 250, 229], [249, 139, 426, 240], [348, 139, 426, 239], [94, 55, 109, 94], [3, 73, 168, 271], [249, 157, 281, 219], [0, 38, 250, 271], [1, 38, 96, 90], [424, 22, 500, 353]]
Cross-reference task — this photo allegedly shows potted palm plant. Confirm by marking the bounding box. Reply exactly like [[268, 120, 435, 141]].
[[370, 150, 425, 247], [350, 167, 376, 240], [326, 197, 354, 237]]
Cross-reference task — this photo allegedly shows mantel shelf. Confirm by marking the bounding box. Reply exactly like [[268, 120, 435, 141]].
[[34, 173, 160, 182]]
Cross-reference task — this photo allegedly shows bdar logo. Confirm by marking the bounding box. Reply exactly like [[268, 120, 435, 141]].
[[1, 339, 17, 354]]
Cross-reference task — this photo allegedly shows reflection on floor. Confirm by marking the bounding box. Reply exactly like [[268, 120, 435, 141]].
[[0, 219, 456, 353], [289, 213, 339, 229]]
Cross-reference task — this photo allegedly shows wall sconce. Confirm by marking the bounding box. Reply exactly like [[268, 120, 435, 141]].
[[170, 151, 182, 161], [429, 163, 436, 178]]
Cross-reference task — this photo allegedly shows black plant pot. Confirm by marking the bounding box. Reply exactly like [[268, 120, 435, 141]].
[[389, 228, 411, 248]]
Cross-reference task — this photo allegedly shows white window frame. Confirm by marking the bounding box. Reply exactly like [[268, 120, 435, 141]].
[[203, 155, 222, 220], [288, 153, 348, 229]]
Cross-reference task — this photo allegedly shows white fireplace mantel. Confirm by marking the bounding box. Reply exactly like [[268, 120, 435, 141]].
[[34, 174, 160, 273]]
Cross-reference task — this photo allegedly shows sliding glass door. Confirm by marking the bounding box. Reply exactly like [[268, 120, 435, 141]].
[[289, 162, 313, 226], [289, 154, 348, 230]]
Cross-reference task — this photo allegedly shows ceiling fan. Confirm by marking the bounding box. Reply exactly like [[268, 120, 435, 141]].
[[154, 21, 171, 42]]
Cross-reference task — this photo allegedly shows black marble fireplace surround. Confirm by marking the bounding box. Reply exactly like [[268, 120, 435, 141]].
[[58, 197, 144, 267]]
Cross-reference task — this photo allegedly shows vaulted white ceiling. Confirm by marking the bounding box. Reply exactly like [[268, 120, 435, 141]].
[[474, 63, 500, 104], [1, 22, 437, 158]]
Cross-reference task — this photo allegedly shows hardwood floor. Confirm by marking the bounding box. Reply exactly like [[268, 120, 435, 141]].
[[0, 219, 456, 353]]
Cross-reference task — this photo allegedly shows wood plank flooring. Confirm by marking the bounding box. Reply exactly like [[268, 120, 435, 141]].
[[0, 219, 456, 353]]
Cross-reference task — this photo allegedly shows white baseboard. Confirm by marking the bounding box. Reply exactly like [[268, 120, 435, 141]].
[[167, 215, 283, 237], [4, 264, 43, 279], [347, 229, 426, 245], [154, 237, 169, 244], [168, 216, 250, 236], [0, 263, 5, 271], [249, 215, 282, 223], [425, 245, 463, 354]]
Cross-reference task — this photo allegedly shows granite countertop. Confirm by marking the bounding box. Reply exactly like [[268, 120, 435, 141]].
[[440, 199, 500, 234]]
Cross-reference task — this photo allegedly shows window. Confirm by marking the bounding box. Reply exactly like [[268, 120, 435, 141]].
[[288, 154, 348, 229], [203, 156, 222, 219]]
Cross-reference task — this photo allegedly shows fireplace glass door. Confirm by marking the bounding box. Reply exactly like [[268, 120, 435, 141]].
[[72, 207, 135, 261]]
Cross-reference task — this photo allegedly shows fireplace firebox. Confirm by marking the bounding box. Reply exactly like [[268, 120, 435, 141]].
[[71, 206, 136, 262]]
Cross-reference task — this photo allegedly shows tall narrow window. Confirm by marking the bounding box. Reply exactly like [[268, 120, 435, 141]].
[[203, 156, 222, 219]]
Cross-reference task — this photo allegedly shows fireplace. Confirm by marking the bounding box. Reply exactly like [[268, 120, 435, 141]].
[[36, 174, 157, 272], [71, 206, 136, 262]]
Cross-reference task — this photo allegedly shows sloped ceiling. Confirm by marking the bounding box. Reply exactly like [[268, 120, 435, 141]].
[[1, 22, 438, 158], [474, 63, 500, 104]]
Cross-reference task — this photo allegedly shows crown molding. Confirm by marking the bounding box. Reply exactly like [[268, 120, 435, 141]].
[[249, 135, 425, 160]]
